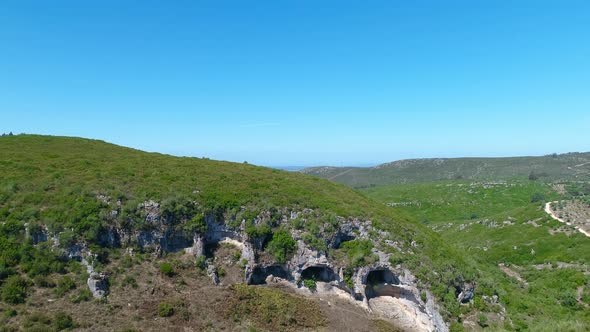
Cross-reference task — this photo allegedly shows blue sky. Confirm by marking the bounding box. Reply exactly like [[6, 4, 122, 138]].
[[1, 1, 589, 166]]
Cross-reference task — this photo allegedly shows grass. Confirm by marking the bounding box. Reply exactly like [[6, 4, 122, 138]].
[[0, 134, 478, 325], [361, 180, 559, 224], [226, 284, 326, 331], [362, 179, 590, 330]]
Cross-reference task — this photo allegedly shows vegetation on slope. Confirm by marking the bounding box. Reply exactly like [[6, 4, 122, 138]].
[[362, 180, 590, 331], [302, 154, 590, 188], [0, 134, 476, 329], [226, 284, 326, 331]]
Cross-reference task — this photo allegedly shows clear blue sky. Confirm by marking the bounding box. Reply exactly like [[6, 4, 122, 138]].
[[2, 1, 589, 166]]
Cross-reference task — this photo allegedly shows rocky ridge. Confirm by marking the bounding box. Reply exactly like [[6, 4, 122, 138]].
[[30, 196, 461, 332]]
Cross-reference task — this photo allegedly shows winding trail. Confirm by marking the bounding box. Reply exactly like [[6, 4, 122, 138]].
[[544, 201, 590, 238], [328, 168, 354, 180], [574, 161, 590, 168]]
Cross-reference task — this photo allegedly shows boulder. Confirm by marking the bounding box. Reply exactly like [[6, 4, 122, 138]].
[[87, 272, 109, 298]]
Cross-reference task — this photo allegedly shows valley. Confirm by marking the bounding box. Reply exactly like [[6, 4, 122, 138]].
[[1, 135, 588, 331], [358, 179, 590, 331]]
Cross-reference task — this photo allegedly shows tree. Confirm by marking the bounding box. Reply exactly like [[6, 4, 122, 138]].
[[1, 275, 29, 304], [159, 262, 175, 277], [266, 230, 296, 264], [531, 193, 546, 203]]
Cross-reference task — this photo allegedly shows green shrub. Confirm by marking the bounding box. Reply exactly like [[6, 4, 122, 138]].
[[1, 275, 29, 304], [303, 279, 317, 292], [343, 268, 354, 289], [70, 288, 92, 303], [55, 276, 76, 297], [3, 308, 17, 318], [477, 314, 488, 328], [217, 266, 226, 278], [245, 222, 272, 239], [531, 193, 546, 203], [449, 321, 466, 332], [158, 303, 174, 317], [183, 213, 207, 233], [559, 292, 578, 308], [301, 232, 327, 252], [341, 240, 376, 267], [159, 262, 175, 277], [33, 275, 55, 288], [23, 312, 52, 330], [195, 255, 207, 271], [420, 291, 427, 302], [121, 275, 138, 288], [265, 230, 296, 264], [388, 253, 405, 266], [54, 312, 74, 330], [239, 258, 248, 269]]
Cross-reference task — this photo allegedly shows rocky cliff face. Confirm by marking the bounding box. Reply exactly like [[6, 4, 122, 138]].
[[35, 198, 453, 332]]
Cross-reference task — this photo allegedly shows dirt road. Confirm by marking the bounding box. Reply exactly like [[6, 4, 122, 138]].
[[544, 201, 590, 238]]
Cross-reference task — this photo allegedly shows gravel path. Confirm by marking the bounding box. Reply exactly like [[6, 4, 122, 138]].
[[544, 201, 590, 238]]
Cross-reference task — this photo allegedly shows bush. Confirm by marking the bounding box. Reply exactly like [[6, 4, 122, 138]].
[[420, 291, 427, 302], [55, 276, 76, 297], [3, 308, 17, 318], [449, 321, 466, 332], [477, 314, 489, 328], [1, 275, 29, 304], [217, 266, 226, 278], [33, 275, 55, 288], [531, 193, 546, 203], [195, 255, 207, 271], [54, 312, 74, 330], [70, 289, 92, 303], [159, 262, 175, 277], [245, 222, 272, 240], [343, 268, 354, 289], [183, 213, 207, 233], [559, 292, 578, 308], [158, 303, 174, 317], [341, 240, 376, 267], [303, 279, 317, 292], [121, 276, 138, 289], [23, 312, 52, 330], [265, 230, 296, 264]]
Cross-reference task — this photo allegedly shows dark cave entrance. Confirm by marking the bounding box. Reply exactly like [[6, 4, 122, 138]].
[[365, 269, 400, 286], [248, 265, 291, 285], [364, 269, 403, 300], [332, 234, 356, 249], [300, 265, 338, 282]]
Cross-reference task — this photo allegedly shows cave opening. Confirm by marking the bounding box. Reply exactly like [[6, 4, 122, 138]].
[[364, 269, 403, 300], [301, 265, 338, 282], [365, 269, 400, 285], [333, 234, 356, 249], [248, 265, 290, 285]]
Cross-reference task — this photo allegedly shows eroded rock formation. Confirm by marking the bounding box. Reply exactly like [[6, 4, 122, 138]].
[[34, 198, 453, 332]]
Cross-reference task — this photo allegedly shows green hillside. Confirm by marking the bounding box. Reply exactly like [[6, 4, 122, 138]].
[[302, 154, 590, 188], [0, 135, 473, 331], [361, 180, 590, 331]]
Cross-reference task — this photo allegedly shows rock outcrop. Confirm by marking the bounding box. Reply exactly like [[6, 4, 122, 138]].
[[33, 199, 453, 331]]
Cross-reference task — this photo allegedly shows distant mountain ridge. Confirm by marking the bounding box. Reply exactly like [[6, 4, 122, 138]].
[[301, 153, 590, 187]]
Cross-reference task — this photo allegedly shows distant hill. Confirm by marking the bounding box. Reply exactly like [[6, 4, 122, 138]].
[[301, 153, 590, 187]]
